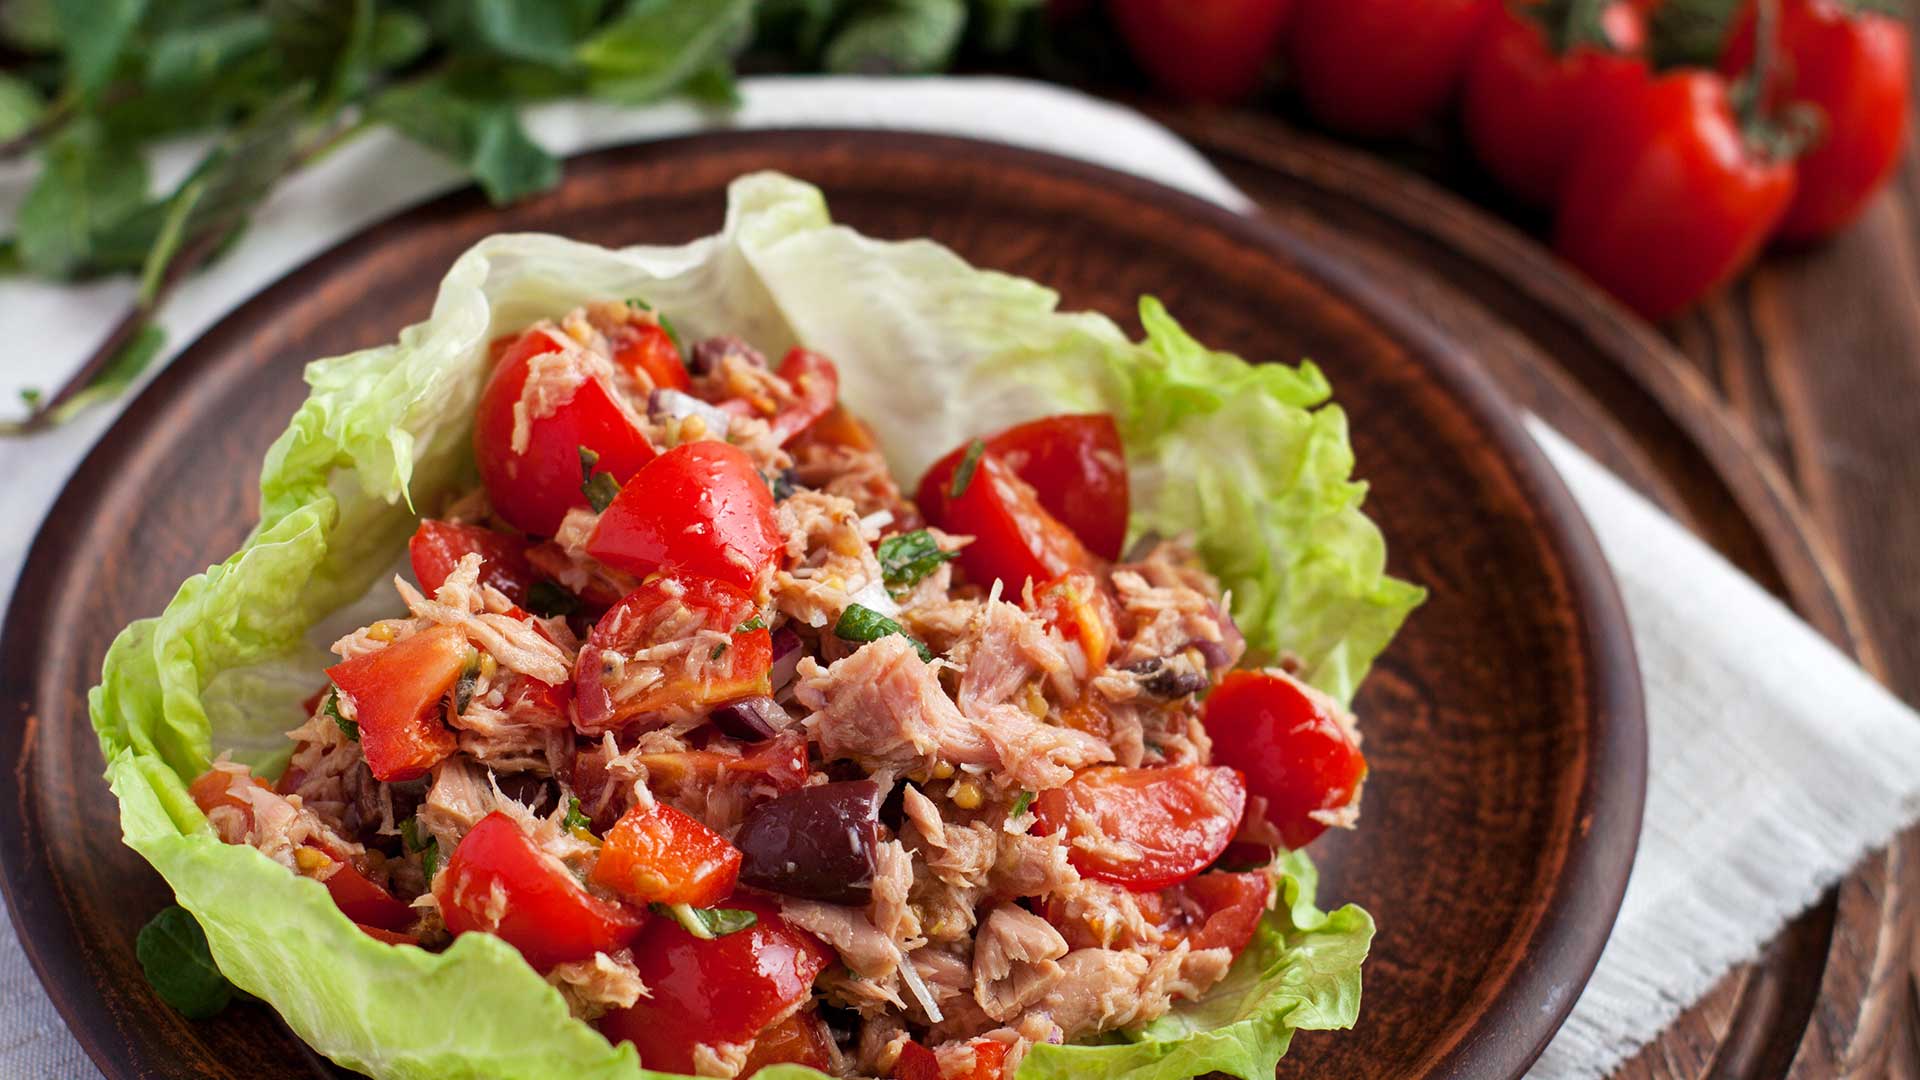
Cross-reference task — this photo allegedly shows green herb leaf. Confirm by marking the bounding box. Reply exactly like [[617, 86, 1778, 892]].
[[971, 0, 1042, 54], [420, 838, 441, 882], [735, 615, 767, 633], [30, 324, 168, 430], [877, 529, 958, 589], [14, 118, 150, 279], [18, 388, 44, 409], [578, 0, 754, 104], [466, 0, 583, 66], [948, 439, 986, 499], [577, 445, 622, 511], [0, 0, 60, 52], [137, 906, 234, 1020], [710, 641, 729, 660], [835, 602, 934, 662], [324, 689, 359, 742], [563, 797, 593, 834], [145, 13, 274, 93], [527, 580, 581, 617], [368, 77, 560, 205], [824, 0, 966, 75], [653, 902, 758, 940], [1010, 790, 1035, 818], [368, 9, 432, 70], [766, 468, 798, 501], [55, 0, 148, 96], [400, 816, 432, 853], [0, 72, 45, 142]]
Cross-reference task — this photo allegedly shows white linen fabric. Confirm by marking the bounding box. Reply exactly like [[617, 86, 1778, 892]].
[[1, 76, 1915, 1080]]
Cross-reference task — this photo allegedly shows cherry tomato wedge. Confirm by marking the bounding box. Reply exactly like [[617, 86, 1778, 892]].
[[890, 1040, 942, 1080], [1044, 869, 1268, 956], [436, 811, 647, 971], [590, 801, 743, 907], [573, 573, 773, 733], [188, 769, 269, 817], [325, 624, 468, 783], [609, 317, 689, 393], [920, 451, 1097, 594], [598, 894, 833, 1075], [918, 415, 1128, 561], [1202, 669, 1367, 849], [585, 441, 782, 591], [408, 520, 540, 607], [739, 1009, 836, 1075], [1030, 764, 1247, 891], [769, 348, 840, 444], [474, 327, 656, 537], [314, 853, 415, 931]]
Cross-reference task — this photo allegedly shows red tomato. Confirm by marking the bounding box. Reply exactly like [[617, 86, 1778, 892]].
[[920, 451, 1097, 594], [890, 1040, 942, 1080], [791, 402, 878, 453], [739, 1009, 836, 1075], [436, 812, 647, 971], [1029, 571, 1118, 673], [1286, 0, 1498, 137], [573, 573, 773, 732], [325, 624, 468, 783], [1722, 0, 1911, 242], [1463, 1, 1650, 206], [188, 769, 268, 817], [955, 1040, 1010, 1080], [585, 441, 782, 591], [356, 923, 420, 946], [314, 854, 415, 931], [1030, 765, 1247, 891], [768, 348, 840, 444], [1110, 0, 1296, 103], [1202, 669, 1366, 849], [598, 894, 833, 1075], [590, 801, 743, 907], [1176, 871, 1271, 953], [1555, 70, 1796, 321], [917, 415, 1129, 561], [408, 520, 540, 606], [473, 327, 657, 537], [609, 318, 689, 393]]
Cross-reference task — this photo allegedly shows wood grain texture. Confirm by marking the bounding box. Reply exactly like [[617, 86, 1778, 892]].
[[0, 133, 1645, 1079], [1160, 104, 1920, 1080]]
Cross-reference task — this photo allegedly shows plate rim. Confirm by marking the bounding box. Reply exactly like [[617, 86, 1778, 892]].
[[0, 127, 1647, 1080]]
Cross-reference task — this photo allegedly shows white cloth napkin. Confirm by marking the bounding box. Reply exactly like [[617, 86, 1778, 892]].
[[3, 76, 1918, 1080]]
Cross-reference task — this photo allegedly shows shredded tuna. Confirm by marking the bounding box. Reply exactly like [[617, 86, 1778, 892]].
[[972, 907, 1068, 1021], [547, 949, 646, 1021]]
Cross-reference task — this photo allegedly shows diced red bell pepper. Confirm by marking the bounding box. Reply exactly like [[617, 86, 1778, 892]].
[[584, 441, 782, 591], [408, 520, 540, 607], [889, 1040, 942, 1080], [598, 894, 833, 1075], [436, 811, 648, 971], [325, 624, 469, 783], [590, 801, 742, 907], [1030, 764, 1247, 892]]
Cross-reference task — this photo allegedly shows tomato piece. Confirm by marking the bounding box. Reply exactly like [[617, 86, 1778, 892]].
[[920, 451, 1097, 594], [1462, 1, 1649, 207], [917, 415, 1128, 561], [1179, 870, 1271, 954], [356, 923, 420, 946], [408, 520, 540, 606], [598, 894, 833, 1075], [1109, 0, 1297, 103], [473, 327, 657, 537], [1722, 0, 1912, 242], [585, 441, 782, 590], [1287, 0, 1498, 137], [325, 624, 467, 783], [314, 854, 415, 931], [436, 811, 648, 971], [573, 573, 773, 733], [1030, 765, 1247, 891], [768, 348, 839, 444], [1029, 571, 1119, 674], [1555, 71, 1796, 320], [955, 1039, 1009, 1080], [890, 1040, 942, 1080], [591, 801, 743, 907], [1202, 669, 1367, 849], [609, 318, 690, 393], [792, 402, 878, 453], [740, 1009, 835, 1075], [188, 769, 269, 817]]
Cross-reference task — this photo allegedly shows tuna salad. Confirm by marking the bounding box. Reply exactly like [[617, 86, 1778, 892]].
[[188, 300, 1372, 1080]]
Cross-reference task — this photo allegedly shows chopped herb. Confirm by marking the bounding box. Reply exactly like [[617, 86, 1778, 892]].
[[526, 580, 581, 618], [765, 468, 798, 501], [948, 439, 986, 499], [710, 641, 729, 661], [653, 902, 758, 940], [18, 387, 41, 408], [578, 445, 621, 512], [835, 603, 933, 662], [877, 529, 958, 590], [452, 652, 481, 715], [420, 838, 441, 882], [1010, 790, 1035, 818], [625, 297, 652, 311], [735, 615, 766, 633], [137, 906, 234, 1020], [323, 690, 358, 742], [400, 817, 432, 853], [563, 797, 593, 835], [658, 312, 683, 353]]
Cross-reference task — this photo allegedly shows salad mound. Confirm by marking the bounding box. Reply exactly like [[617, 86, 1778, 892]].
[[92, 173, 1421, 1080]]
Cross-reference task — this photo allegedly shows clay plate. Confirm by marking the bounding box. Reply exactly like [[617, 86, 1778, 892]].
[[0, 131, 1645, 1079]]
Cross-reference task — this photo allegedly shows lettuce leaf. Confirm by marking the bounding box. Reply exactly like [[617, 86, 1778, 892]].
[[91, 173, 1415, 1079]]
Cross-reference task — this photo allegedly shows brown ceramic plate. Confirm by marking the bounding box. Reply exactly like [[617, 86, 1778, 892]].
[[0, 131, 1644, 1080]]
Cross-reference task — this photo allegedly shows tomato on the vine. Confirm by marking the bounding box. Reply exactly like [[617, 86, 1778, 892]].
[[1286, 0, 1499, 137], [1110, 0, 1297, 103]]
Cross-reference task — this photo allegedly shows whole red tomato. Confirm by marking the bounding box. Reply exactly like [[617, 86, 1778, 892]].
[[1286, 0, 1498, 137], [1463, 1, 1650, 206], [1110, 0, 1296, 103], [1722, 0, 1911, 242], [1554, 70, 1796, 321]]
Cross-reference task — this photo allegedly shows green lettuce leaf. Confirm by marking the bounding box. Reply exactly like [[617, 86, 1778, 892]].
[[91, 172, 1414, 1079]]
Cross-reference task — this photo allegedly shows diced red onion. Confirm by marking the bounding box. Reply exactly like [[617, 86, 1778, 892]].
[[708, 695, 786, 742], [897, 952, 944, 1024], [858, 510, 894, 534], [648, 388, 732, 439], [1184, 637, 1233, 670], [770, 627, 803, 691]]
